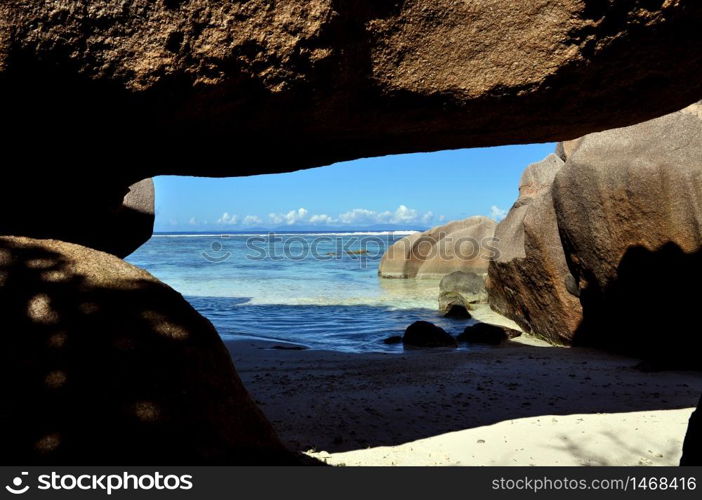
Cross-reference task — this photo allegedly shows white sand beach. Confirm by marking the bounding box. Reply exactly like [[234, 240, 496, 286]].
[[309, 409, 694, 466], [227, 335, 702, 466]]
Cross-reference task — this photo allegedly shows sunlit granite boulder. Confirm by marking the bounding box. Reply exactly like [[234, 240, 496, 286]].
[[487, 154, 582, 345], [552, 102, 702, 366], [379, 217, 497, 279]]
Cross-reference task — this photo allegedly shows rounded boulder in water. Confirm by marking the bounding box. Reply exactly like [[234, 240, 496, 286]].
[[403, 321, 458, 348]]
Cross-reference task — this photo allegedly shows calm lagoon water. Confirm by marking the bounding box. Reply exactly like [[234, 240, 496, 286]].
[[126, 232, 478, 352]]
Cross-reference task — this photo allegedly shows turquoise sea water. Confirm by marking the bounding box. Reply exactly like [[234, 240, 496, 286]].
[[126, 232, 478, 352]]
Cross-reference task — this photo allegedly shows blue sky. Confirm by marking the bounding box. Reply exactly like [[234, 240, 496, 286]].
[[154, 142, 556, 232]]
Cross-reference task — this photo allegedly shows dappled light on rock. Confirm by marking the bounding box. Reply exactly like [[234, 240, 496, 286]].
[[0, 236, 296, 464]]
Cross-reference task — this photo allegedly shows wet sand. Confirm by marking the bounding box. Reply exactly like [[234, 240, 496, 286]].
[[226, 335, 702, 466]]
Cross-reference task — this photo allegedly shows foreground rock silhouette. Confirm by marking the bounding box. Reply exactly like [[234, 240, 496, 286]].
[[681, 397, 702, 466], [0, 179, 154, 258], [0, 237, 296, 464]]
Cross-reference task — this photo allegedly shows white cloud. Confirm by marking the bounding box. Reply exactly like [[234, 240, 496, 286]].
[[392, 205, 419, 223], [338, 208, 378, 225], [216, 205, 435, 228], [285, 208, 308, 225], [337, 205, 434, 226], [243, 215, 263, 225], [188, 217, 198, 225], [309, 214, 337, 225], [490, 205, 508, 221], [269, 208, 309, 225], [217, 212, 239, 225], [268, 212, 284, 224]]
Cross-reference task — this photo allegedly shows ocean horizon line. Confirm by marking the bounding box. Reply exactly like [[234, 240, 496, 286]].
[[152, 229, 422, 237]]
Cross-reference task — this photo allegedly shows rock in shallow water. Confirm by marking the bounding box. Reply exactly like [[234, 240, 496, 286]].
[[439, 271, 487, 316], [403, 321, 457, 349], [382, 336, 403, 345], [443, 305, 473, 319], [380, 217, 497, 279], [0, 236, 295, 464], [457, 324, 521, 345]]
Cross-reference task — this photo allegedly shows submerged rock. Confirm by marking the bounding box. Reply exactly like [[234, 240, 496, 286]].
[[403, 321, 457, 348], [443, 305, 472, 319], [380, 217, 497, 279], [0, 236, 294, 464], [382, 336, 403, 345], [457, 323, 521, 345], [272, 345, 308, 351]]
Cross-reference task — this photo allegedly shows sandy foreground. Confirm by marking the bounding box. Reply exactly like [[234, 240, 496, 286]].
[[227, 330, 701, 466]]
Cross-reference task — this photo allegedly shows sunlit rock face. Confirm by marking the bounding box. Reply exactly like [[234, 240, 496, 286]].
[[487, 154, 582, 345], [488, 102, 702, 368], [552, 101, 702, 367], [0, 236, 294, 464]]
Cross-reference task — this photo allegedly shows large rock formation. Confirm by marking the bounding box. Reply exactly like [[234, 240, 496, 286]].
[[1, 1, 702, 178], [555, 138, 584, 161], [552, 102, 702, 366], [1, 1, 702, 251], [0, 178, 154, 258], [2, 0, 702, 466], [0, 236, 294, 464], [96, 178, 155, 258], [487, 154, 583, 344], [380, 216, 497, 279], [488, 102, 702, 360]]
